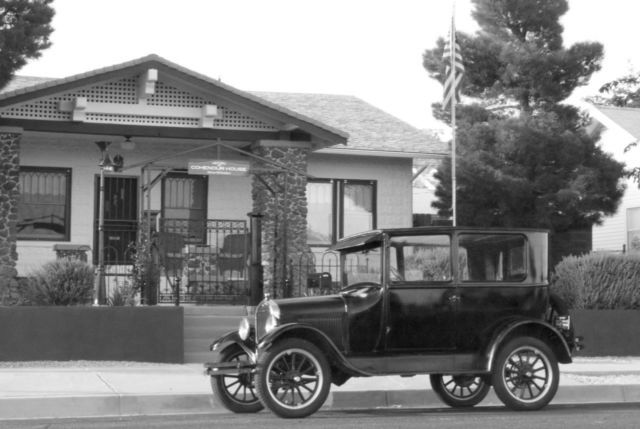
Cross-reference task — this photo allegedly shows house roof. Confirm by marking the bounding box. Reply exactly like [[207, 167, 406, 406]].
[[253, 92, 446, 157], [1, 54, 446, 158], [592, 105, 640, 140]]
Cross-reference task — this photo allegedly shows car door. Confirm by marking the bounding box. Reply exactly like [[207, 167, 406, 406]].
[[384, 233, 456, 352], [454, 232, 545, 352]]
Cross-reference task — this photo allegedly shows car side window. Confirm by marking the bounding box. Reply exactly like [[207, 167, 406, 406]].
[[458, 234, 527, 282], [389, 235, 451, 282]]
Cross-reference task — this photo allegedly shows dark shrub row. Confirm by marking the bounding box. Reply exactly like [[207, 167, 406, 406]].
[[552, 253, 640, 310]]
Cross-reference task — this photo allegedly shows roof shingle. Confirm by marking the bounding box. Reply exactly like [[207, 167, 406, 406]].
[[252, 92, 445, 155], [593, 105, 640, 140]]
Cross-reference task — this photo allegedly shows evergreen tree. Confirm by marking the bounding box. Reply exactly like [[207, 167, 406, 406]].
[[423, 0, 624, 238], [0, 0, 55, 89]]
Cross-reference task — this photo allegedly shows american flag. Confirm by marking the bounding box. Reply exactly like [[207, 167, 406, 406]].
[[442, 19, 464, 111]]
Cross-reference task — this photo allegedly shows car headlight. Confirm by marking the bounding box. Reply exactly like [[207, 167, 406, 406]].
[[263, 300, 281, 334], [265, 314, 278, 334], [268, 300, 281, 319], [238, 317, 250, 341]]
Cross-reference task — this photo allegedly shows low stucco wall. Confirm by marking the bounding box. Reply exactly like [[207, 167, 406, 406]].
[[0, 306, 183, 363], [571, 310, 640, 357]]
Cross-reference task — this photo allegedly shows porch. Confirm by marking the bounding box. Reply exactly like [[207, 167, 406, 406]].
[[99, 217, 343, 305]]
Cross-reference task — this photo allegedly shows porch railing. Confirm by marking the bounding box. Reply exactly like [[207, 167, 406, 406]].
[[98, 219, 353, 303], [156, 219, 249, 304]]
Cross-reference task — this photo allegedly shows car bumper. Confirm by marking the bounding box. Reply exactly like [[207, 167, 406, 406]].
[[204, 360, 256, 376]]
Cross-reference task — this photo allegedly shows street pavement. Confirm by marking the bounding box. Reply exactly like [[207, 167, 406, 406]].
[[0, 357, 639, 420]]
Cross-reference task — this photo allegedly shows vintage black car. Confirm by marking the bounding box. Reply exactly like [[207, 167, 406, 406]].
[[205, 227, 579, 418]]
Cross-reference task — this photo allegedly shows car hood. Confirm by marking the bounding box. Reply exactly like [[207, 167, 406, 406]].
[[274, 294, 346, 323]]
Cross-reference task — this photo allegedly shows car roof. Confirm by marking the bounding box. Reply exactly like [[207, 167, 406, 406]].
[[330, 226, 548, 251]]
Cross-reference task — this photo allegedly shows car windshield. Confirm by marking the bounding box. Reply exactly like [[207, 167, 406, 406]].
[[340, 243, 383, 287]]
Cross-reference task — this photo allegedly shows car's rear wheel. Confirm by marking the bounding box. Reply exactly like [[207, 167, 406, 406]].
[[492, 336, 559, 411], [430, 374, 490, 407], [210, 344, 263, 413], [256, 338, 331, 418]]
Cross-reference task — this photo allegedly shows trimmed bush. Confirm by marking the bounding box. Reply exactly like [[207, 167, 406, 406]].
[[19, 259, 94, 306], [551, 253, 640, 310]]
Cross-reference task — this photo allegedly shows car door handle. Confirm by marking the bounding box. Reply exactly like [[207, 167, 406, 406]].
[[448, 294, 460, 304]]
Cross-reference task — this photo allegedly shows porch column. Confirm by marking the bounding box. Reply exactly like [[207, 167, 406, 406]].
[[0, 127, 23, 303], [250, 140, 312, 298]]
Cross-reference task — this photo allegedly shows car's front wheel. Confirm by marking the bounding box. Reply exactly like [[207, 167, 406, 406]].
[[430, 374, 490, 407], [492, 336, 559, 411], [256, 338, 331, 418], [210, 344, 264, 413]]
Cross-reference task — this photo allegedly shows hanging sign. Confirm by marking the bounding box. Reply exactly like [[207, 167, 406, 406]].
[[188, 160, 249, 176]]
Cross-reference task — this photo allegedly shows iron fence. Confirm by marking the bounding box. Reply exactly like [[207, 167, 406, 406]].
[[289, 249, 343, 297]]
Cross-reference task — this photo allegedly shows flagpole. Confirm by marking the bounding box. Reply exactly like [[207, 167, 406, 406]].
[[450, 16, 457, 227]]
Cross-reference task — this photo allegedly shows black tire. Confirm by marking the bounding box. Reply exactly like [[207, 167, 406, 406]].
[[255, 338, 331, 418], [210, 344, 264, 413], [430, 374, 490, 408], [491, 336, 559, 411]]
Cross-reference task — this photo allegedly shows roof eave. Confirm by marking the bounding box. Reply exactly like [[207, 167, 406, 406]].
[[315, 147, 447, 159]]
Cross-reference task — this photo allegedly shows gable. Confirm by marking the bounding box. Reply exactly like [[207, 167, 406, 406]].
[[0, 55, 348, 147], [1, 72, 277, 131]]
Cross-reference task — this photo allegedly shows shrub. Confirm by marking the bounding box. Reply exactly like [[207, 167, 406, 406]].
[[129, 228, 159, 305], [551, 253, 640, 310], [108, 283, 136, 306], [19, 259, 94, 306]]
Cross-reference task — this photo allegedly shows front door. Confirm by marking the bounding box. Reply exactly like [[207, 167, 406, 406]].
[[93, 176, 138, 264]]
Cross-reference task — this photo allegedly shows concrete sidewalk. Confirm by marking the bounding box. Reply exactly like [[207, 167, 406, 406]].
[[0, 357, 639, 420]]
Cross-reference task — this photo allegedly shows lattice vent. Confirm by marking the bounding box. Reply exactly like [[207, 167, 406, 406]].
[[86, 113, 200, 127], [77, 77, 138, 104], [0, 74, 277, 131], [149, 81, 204, 108]]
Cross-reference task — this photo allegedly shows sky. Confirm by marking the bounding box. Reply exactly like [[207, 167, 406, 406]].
[[17, 0, 640, 132]]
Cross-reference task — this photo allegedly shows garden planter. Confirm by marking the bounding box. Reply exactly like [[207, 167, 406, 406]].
[[571, 310, 640, 356], [0, 306, 183, 362]]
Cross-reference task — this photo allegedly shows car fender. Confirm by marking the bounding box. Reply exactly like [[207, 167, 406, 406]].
[[485, 319, 572, 372], [257, 323, 371, 376], [210, 330, 257, 362]]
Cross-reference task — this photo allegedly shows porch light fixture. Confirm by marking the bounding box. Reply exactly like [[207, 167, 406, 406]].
[[96, 141, 114, 171], [120, 135, 136, 151]]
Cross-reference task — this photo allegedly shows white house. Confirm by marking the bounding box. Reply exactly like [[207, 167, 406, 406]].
[[0, 55, 445, 303], [588, 104, 640, 253]]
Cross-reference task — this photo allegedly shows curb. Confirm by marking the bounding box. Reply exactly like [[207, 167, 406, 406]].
[[2, 385, 640, 420], [0, 394, 219, 420]]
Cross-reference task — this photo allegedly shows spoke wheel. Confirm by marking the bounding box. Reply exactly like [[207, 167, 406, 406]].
[[211, 344, 263, 413], [256, 338, 331, 419], [430, 374, 490, 408], [492, 336, 559, 411]]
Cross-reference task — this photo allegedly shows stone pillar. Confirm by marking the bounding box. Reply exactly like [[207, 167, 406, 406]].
[[251, 140, 312, 298], [0, 127, 23, 303]]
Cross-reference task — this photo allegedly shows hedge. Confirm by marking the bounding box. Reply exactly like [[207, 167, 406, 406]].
[[551, 253, 640, 310]]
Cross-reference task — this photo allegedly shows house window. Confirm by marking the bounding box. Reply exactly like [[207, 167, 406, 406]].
[[306, 179, 376, 245], [627, 207, 640, 252], [17, 167, 71, 241], [162, 173, 207, 243]]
